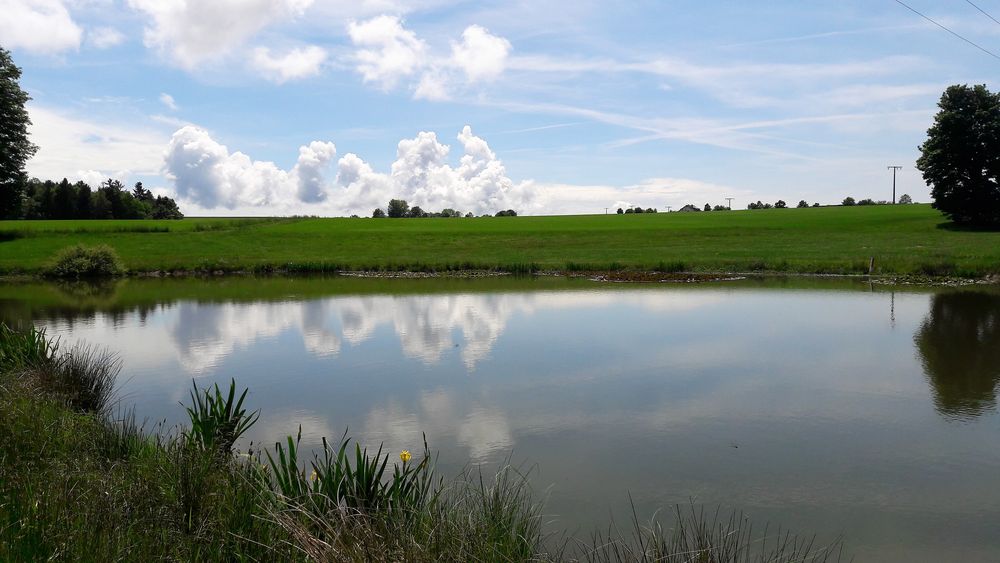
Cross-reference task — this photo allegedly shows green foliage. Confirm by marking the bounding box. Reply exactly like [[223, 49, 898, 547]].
[[0, 324, 55, 372], [47, 343, 121, 414], [372, 207, 386, 218], [899, 193, 913, 205], [918, 84, 1000, 227], [184, 379, 259, 456], [388, 198, 410, 218], [841, 197, 856, 206], [0, 47, 37, 219], [775, 199, 787, 209], [267, 430, 437, 516], [44, 244, 125, 278]]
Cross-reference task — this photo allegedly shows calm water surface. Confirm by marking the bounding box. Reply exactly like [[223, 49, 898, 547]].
[[3, 276, 999, 562]]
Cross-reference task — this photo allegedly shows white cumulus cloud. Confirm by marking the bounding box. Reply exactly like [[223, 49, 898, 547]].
[[347, 16, 512, 99], [347, 15, 427, 90], [162, 124, 533, 216], [128, 0, 313, 68], [252, 45, 327, 83], [0, 0, 82, 54], [450, 25, 510, 82]]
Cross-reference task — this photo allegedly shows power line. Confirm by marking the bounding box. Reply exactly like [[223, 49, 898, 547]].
[[894, 0, 1000, 61], [965, 0, 1000, 28]]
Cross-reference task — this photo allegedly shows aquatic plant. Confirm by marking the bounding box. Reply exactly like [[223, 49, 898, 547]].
[[0, 323, 55, 371], [184, 378, 259, 456]]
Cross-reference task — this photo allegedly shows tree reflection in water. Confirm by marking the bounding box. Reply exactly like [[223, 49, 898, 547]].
[[915, 291, 1000, 421]]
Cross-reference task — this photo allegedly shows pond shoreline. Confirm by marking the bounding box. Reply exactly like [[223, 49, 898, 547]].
[[4, 267, 997, 287]]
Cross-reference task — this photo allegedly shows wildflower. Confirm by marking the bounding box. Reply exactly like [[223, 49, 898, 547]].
[[310, 469, 318, 481], [400, 450, 412, 463]]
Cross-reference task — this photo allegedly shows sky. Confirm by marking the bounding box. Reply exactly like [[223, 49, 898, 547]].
[[2, 0, 998, 216]]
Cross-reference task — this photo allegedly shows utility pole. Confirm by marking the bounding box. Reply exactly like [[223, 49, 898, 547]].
[[666, 205, 672, 212], [887, 166, 902, 203], [604, 207, 608, 215], [725, 197, 734, 210]]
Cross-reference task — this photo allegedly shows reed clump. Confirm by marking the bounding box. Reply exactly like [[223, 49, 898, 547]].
[[0, 324, 846, 562]]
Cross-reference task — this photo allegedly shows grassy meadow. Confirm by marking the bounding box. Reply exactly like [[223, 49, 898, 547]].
[[1, 204, 998, 277]]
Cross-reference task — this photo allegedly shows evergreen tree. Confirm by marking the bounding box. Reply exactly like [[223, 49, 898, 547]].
[[0, 47, 38, 218], [75, 182, 92, 219], [53, 178, 76, 219]]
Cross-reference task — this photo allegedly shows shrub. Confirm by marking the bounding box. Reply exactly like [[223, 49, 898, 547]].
[[44, 244, 125, 278]]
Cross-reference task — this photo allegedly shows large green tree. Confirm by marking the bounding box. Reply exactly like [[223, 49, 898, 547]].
[[917, 84, 1000, 227], [0, 46, 38, 219]]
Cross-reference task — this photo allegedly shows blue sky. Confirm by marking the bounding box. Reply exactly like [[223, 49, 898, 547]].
[[3, 0, 998, 216]]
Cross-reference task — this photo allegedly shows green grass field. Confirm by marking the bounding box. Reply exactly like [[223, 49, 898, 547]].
[[1, 204, 998, 277]]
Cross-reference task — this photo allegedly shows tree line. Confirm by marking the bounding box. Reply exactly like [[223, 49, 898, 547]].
[[1, 46, 184, 220], [17, 178, 183, 220], [371, 199, 517, 218]]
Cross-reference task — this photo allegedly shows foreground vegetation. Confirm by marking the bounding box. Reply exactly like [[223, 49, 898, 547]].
[[0, 204, 998, 278], [0, 325, 844, 562]]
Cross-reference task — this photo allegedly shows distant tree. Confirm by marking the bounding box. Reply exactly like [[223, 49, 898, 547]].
[[812, 203, 820, 208], [797, 200, 809, 208], [763, 203, 773, 209], [38, 180, 56, 218], [0, 47, 38, 218], [712, 205, 728, 211], [495, 209, 517, 217], [465, 212, 474, 218], [51, 178, 76, 219], [372, 208, 386, 218], [350, 214, 359, 218], [704, 203, 711, 211], [857, 198, 875, 206], [387, 199, 409, 218], [624, 208, 634, 214], [633, 207, 644, 214], [151, 195, 183, 219], [647, 208, 656, 213], [75, 182, 91, 218], [132, 181, 153, 202], [440, 208, 458, 217], [917, 84, 1000, 226], [842, 196, 856, 206], [617, 207, 624, 214], [91, 190, 112, 219], [774, 200, 787, 209], [407, 206, 426, 218], [898, 193, 913, 204]]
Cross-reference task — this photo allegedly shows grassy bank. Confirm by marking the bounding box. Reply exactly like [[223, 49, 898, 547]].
[[0, 325, 844, 562], [1, 204, 998, 277]]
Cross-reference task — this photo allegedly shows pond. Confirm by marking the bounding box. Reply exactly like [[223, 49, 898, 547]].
[[2, 276, 999, 562]]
